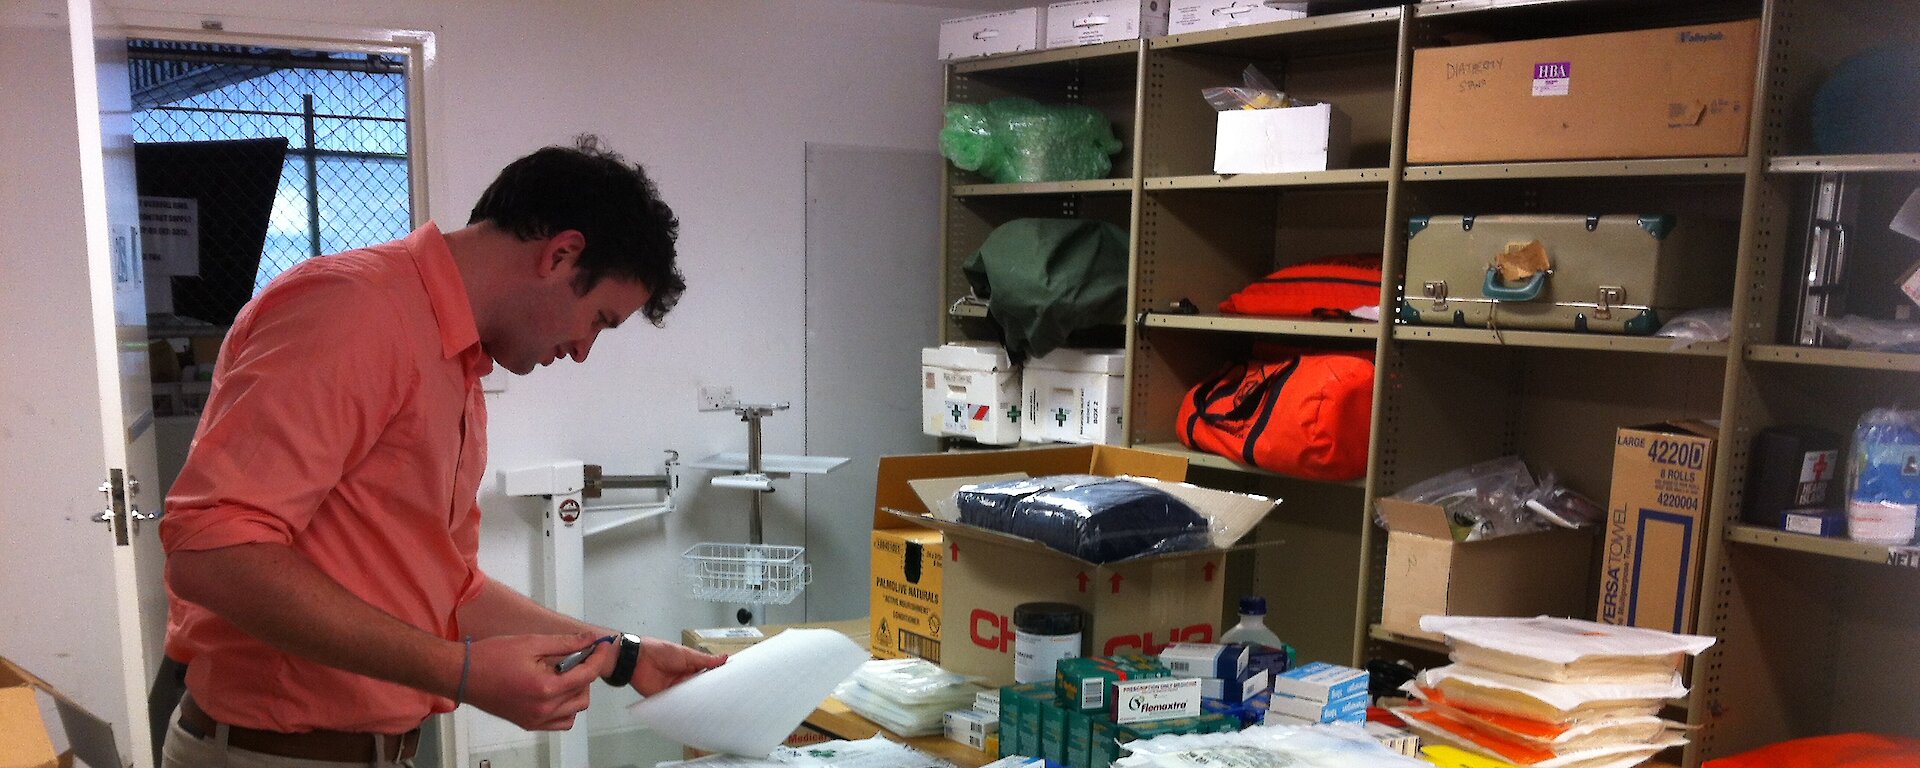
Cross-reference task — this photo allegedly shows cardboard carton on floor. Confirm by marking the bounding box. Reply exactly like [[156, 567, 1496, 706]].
[[1406, 20, 1759, 163], [0, 656, 120, 768], [875, 445, 1282, 686], [1376, 497, 1594, 642], [1598, 421, 1717, 634]]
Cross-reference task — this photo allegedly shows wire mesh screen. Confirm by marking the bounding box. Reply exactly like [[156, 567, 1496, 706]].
[[129, 40, 412, 311]]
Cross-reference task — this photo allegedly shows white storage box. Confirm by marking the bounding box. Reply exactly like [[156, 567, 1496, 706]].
[[923, 343, 1023, 445], [1168, 1, 1307, 34], [1021, 347, 1125, 445], [940, 8, 1045, 60], [1045, 0, 1169, 48], [1213, 103, 1351, 174]]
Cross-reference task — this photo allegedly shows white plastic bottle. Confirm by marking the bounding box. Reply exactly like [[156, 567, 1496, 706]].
[[1220, 595, 1285, 649]]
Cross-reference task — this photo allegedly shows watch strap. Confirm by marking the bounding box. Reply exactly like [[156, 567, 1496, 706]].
[[604, 633, 641, 687]]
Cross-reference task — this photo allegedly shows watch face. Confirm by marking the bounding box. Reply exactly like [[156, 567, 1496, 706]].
[[622, 633, 642, 644]]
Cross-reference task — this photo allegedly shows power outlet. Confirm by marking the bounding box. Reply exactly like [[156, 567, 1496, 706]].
[[697, 385, 735, 412]]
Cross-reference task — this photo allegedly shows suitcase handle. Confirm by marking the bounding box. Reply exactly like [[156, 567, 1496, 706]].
[[1482, 267, 1548, 302]]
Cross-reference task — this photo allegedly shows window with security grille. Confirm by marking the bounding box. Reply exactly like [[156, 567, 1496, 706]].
[[129, 40, 413, 319]]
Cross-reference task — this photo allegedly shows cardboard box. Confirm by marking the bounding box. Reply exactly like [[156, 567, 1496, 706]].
[[1111, 677, 1204, 724], [923, 343, 1023, 445], [1599, 421, 1717, 634], [870, 527, 945, 663], [1200, 668, 1269, 704], [1214, 103, 1351, 174], [1022, 348, 1126, 445], [1158, 643, 1247, 679], [0, 657, 118, 768], [1168, 1, 1307, 34], [1270, 661, 1367, 703], [876, 445, 1282, 686], [1045, 0, 1169, 48], [941, 8, 1046, 60], [1406, 20, 1760, 163], [1377, 498, 1595, 642], [1266, 690, 1367, 723]]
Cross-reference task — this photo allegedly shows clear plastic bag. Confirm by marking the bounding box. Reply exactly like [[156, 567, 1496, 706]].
[[832, 659, 984, 738], [849, 657, 980, 707], [1202, 65, 1307, 111], [939, 97, 1124, 183], [1815, 314, 1920, 351], [1654, 308, 1733, 348], [1379, 457, 1603, 541], [955, 475, 1212, 562]]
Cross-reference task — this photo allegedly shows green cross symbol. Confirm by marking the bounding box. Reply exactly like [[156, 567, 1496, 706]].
[[949, 403, 963, 421], [1008, 405, 1021, 422], [1053, 408, 1071, 427]]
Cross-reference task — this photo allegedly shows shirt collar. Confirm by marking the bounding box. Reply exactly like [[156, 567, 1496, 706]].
[[405, 222, 492, 375]]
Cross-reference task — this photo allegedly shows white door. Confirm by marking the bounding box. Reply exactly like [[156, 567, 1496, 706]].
[[0, 0, 165, 765]]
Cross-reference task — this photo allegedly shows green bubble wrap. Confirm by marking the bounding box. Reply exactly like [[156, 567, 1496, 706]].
[[940, 97, 1123, 184]]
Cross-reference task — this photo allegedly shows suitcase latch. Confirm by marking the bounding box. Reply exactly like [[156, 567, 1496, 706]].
[[1596, 286, 1624, 319], [1422, 280, 1449, 309]]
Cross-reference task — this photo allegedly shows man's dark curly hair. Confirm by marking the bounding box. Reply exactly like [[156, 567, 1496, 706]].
[[468, 135, 686, 326]]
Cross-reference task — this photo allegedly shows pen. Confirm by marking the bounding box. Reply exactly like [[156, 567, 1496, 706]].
[[554, 635, 616, 674]]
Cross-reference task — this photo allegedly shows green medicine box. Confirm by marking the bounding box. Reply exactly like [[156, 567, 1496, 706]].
[[1040, 699, 1069, 765]]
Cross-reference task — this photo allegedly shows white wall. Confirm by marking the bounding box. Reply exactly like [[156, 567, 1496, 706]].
[[109, 0, 960, 756]]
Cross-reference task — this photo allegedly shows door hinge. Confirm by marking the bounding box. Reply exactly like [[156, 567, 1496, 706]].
[[98, 468, 153, 545]]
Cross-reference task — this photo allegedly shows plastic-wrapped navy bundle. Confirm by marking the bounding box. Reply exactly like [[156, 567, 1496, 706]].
[[954, 475, 1211, 563]]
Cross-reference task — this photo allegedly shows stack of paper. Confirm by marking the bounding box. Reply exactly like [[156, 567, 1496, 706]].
[[1391, 616, 1715, 768]]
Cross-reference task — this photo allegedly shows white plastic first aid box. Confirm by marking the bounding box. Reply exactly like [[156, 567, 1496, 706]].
[[1045, 0, 1169, 48], [922, 343, 1022, 445], [1214, 103, 1351, 174], [1021, 348, 1125, 445], [1168, 1, 1307, 34], [940, 8, 1045, 60]]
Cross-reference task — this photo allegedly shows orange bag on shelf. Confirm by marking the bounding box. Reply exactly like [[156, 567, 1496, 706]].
[[1217, 253, 1384, 318], [1704, 734, 1920, 768], [1175, 346, 1374, 481]]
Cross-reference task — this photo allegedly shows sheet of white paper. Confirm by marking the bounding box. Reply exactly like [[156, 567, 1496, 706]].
[[628, 628, 868, 756]]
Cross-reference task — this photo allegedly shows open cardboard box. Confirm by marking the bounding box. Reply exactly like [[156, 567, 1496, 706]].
[[1376, 497, 1594, 643], [874, 445, 1281, 686], [0, 657, 120, 768]]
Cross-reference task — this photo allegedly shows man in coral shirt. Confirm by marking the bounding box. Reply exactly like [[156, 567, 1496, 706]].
[[157, 136, 724, 767]]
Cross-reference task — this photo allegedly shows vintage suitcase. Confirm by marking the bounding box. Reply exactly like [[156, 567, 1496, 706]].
[[1400, 214, 1738, 334]]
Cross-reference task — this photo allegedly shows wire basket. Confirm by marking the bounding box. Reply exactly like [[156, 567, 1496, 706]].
[[680, 543, 810, 605]]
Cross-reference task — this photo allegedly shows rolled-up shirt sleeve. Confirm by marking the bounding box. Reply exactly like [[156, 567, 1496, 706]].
[[161, 270, 413, 553]]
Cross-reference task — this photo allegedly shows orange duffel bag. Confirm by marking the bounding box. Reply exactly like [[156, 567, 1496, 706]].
[[1176, 347, 1375, 481], [1218, 253, 1383, 318]]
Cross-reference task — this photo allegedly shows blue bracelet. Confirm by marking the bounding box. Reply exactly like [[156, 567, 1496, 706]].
[[456, 636, 473, 706]]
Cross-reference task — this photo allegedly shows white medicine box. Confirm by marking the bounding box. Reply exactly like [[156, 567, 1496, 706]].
[[1021, 348, 1125, 445], [1168, 1, 1307, 34], [922, 343, 1023, 445], [940, 8, 1045, 60], [1213, 103, 1351, 175], [1045, 0, 1170, 48]]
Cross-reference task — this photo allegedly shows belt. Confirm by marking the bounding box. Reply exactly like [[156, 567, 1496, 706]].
[[178, 694, 421, 763]]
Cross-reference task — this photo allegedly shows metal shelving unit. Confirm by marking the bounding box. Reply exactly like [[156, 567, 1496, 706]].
[[953, 179, 1132, 197], [1139, 313, 1380, 339], [1393, 326, 1732, 356], [1746, 345, 1920, 372], [1405, 157, 1749, 181], [1727, 524, 1920, 567], [935, 2, 1920, 763]]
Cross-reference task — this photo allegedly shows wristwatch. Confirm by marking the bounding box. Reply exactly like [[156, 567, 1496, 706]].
[[603, 633, 642, 687]]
